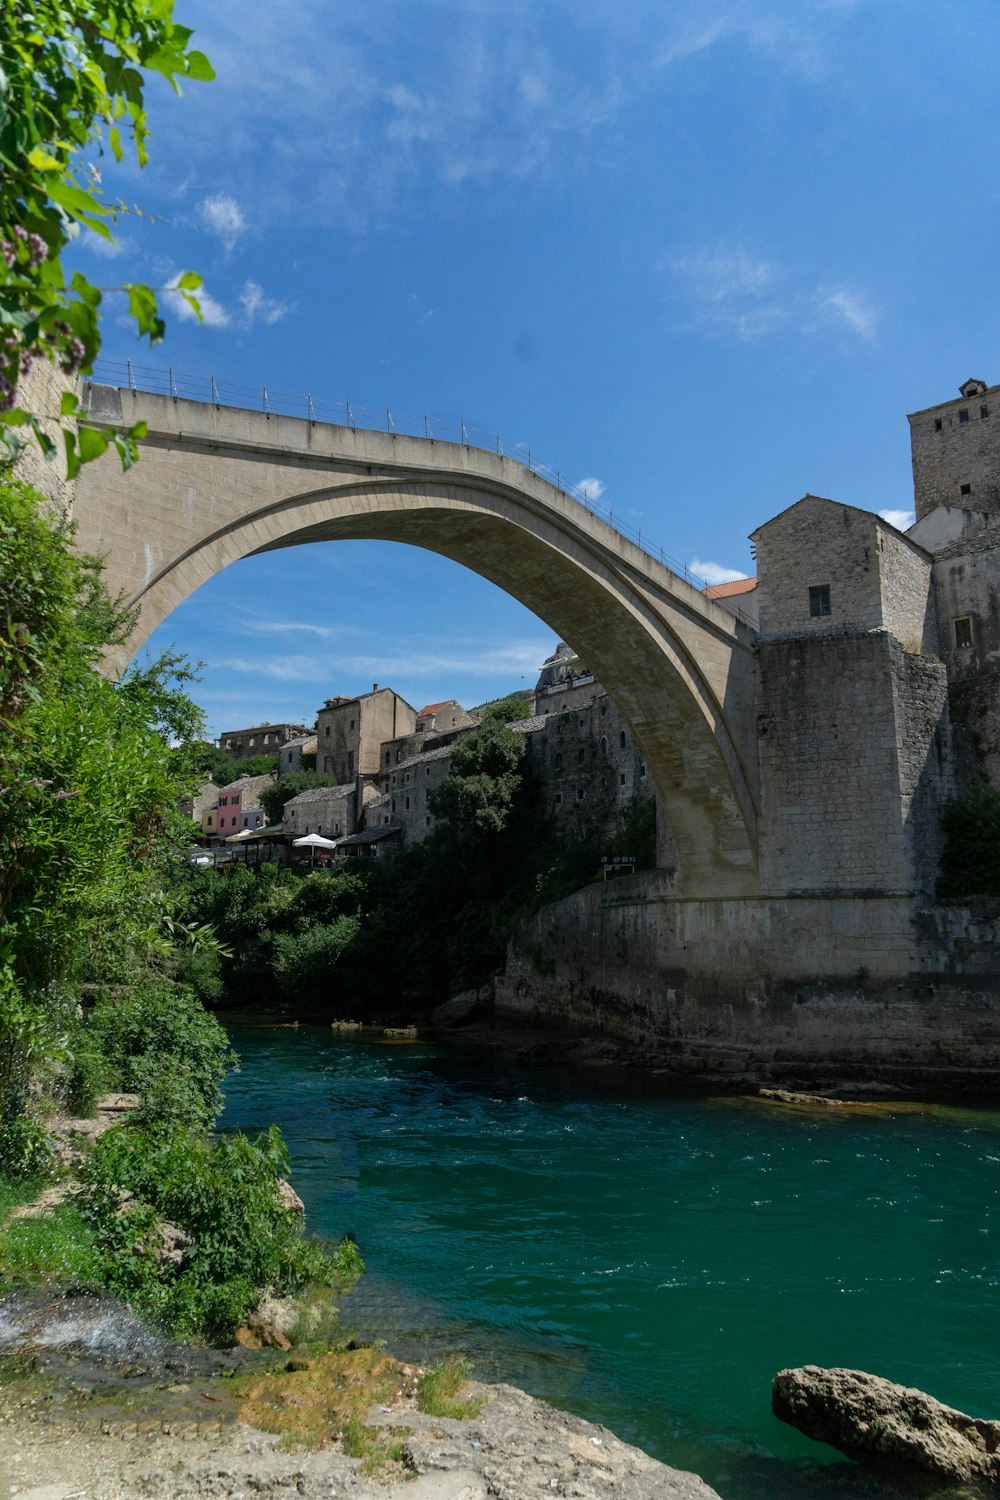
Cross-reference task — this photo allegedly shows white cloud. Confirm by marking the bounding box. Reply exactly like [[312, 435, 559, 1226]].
[[670, 247, 787, 340], [238, 618, 337, 639], [577, 476, 606, 502], [878, 508, 915, 531], [671, 243, 878, 344], [688, 557, 750, 586], [219, 639, 549, 683], [198, 193, 247, 251], [814, 285, 879, 340], [239, 279, 294, 326], [164, 273, 230, 328]]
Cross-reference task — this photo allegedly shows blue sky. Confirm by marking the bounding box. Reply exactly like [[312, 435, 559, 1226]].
[[74, 0, 999, 736]]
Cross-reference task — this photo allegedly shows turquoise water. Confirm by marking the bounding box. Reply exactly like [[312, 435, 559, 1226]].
[[221, 1026, 1000, 1498]]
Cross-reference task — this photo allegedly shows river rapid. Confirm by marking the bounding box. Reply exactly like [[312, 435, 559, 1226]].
[[220, 1025, 1000, 1500]]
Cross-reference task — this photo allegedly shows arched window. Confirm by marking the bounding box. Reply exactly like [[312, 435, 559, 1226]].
[[405, 796, 410, 810], [600, 736, 607, 754], [619, 730, 626, 749]]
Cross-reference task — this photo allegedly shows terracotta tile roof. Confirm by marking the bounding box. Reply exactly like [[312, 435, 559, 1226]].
[[702, 576, 757, 599], [418, 700, 451, 717]]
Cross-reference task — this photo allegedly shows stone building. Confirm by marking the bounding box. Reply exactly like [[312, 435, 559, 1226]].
[[282, 784, 357, 841], [380, 700, 479, 770], [316, 686, 416, 781], [750, 495, 953, 898], [202, 772, 277, 841], [906, 379, 1000, 791], [219, 722, 307, 759], [702, 576, 759, 628], [278, 733, 318, 776]]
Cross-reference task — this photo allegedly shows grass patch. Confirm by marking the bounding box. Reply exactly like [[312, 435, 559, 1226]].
[[416, 1359, 483, 1420], [0, 1177, 46, 1228], [0, 1202, 99, 1288], [230, 1344, 409, 1475]]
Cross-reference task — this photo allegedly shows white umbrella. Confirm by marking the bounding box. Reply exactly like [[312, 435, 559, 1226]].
[[292, 832, 340, 866]]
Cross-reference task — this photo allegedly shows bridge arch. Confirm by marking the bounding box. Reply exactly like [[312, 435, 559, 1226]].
[[75, 385, 761, 898]]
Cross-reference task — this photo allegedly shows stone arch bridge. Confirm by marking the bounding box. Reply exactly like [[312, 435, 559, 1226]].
[[73, 383, 761, 899]]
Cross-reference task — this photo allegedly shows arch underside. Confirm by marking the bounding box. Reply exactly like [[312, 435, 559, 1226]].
[[127, 474, 760, 897]]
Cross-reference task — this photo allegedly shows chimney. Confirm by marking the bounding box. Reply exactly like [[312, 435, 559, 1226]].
[[373, 682, 378, 692]]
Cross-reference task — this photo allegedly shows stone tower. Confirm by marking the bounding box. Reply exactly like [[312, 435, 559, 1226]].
[[908, 377, 1000, 523]]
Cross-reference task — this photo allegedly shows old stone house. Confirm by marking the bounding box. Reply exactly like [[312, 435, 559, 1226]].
[[316, 686, 416, 780], [278, 733, 318, 776], [218, 722, 307, 759], [201, 772, 277, 841]]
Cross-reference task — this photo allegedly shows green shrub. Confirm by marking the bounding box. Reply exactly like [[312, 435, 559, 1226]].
[[88, 982, 236, 1129], [271, 916, 360, 997], [0, 1115, 56, 1182], [77, 1122, 361, 1340], [938, 785, 1000, 900]]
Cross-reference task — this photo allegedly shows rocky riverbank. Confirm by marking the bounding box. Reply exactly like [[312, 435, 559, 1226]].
[[0, 1291, 720, 1500]]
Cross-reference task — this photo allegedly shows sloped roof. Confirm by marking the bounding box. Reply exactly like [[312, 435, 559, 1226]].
[[284, 784, 355, 806], [418, 700, 456, 717], [703, 576, 757, 599], [392, 744, 454, 773]]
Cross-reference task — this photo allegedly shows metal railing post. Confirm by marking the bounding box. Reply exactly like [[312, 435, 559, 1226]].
[[307, 393, 315, 423], [168, 366, 177, 398], [211, 375, 220, 406], [126, 359, 136, 390]]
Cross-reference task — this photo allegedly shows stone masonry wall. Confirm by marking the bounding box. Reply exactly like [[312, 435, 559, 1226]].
[[756, 634, 912, 892], [754, 498, 884, 639], [909, 389, 1000, 521], [878, 525, 938, 651], [12, 360, 76, 515], [498, 875, 1000, 1088], [891, 646, 954, 892]]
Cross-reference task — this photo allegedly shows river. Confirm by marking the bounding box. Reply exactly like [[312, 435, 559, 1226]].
[[220, 1024, 1000, 1499]]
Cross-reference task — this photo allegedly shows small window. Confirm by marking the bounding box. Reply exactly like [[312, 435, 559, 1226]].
[[554, 793, 562, 805], [555, 752, 562, 768], [640, 763, 647, 778], [961, 483, 972, 496], [620, 772, 626, 786], [425, 816, 431, 827], [619, 731, 626, 749], [325, 726, 330, 737], [959, 409, 970, 424], [809, 585, 831, 618], [405, 796, 410, 810], [934, 418, 943, 432], [577, 748, 585, 764], [982, 406, 989, 419], [955, 616, 973, 649], [600, 736, 607, 754], [576, 788, 585, 801], [350, 719, 355, 730]]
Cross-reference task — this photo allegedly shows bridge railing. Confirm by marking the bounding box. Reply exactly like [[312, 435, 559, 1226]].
[[84, 358, 756, 629]]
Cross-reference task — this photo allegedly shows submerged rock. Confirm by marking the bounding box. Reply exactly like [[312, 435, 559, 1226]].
[[772, 1365, 1000, 1485]]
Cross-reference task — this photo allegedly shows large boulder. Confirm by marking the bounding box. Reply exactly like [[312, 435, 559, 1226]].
[[772, 1365, 1000, 1485]]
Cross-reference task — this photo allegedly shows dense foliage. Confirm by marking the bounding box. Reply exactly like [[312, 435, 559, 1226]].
[[77, 1122, 361, 1339], [0, 0, 212, 469], [180, 711, 658, 1015], [0, 479, 356, 1344], [937, 784, 1000, 901], [0, 476, 207, 1147]]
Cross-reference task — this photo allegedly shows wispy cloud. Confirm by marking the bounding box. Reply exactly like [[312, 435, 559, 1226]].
[[218, 639, 550, 684], [689, 557, 751, 586], [577, 476, 606, 502], [670, 242, 878, 343], [239, 279, 294, 326], [198, 193, 247, 252], [237, 618, 339, 639], [877, 508, 914, 531], [814, 285, 879, 340]]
